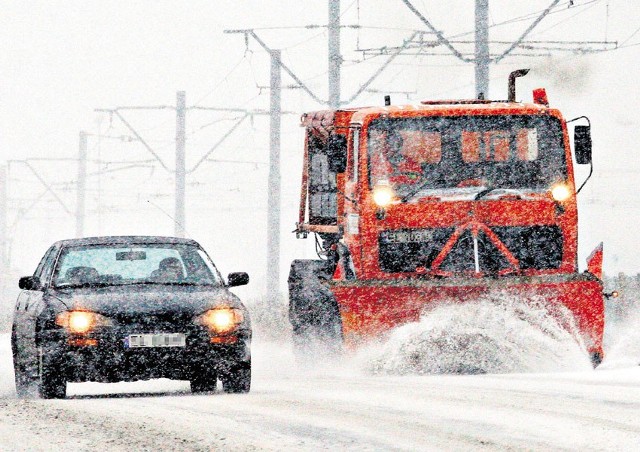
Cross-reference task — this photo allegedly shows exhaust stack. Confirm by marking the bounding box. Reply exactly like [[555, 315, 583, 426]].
[[508, 69, 530, 102]]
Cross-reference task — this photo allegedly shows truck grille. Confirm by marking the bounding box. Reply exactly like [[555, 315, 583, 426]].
[[379, 226, 563, 273]]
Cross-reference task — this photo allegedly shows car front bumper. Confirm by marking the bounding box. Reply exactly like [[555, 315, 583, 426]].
[[40, 327, 251, 383]]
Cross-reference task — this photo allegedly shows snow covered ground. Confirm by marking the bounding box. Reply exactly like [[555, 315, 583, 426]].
[[2, 303, 640, 452]]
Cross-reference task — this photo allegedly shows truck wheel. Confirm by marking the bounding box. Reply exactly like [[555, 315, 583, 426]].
[[38, 349, 66, 399], [190, 371, 218, 393], [288, 259, 343, 363], [590, 351, 603, 368], [292, 321, 342, 363], [221, 361, 251, 393]]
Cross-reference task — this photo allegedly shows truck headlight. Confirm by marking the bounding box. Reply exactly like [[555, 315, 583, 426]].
[[373, 181, 395, 207], [197, 307, 244, 334], [551, 183, 571, 202], [55, 311, 112, 334]]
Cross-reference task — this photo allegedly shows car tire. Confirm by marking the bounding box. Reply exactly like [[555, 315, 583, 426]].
[[12, 328, 32, 398], [190, 371, 218, 393], [38, 349, 66, 399], [13, 362, 32, 398], [221, 361, 251, 394]]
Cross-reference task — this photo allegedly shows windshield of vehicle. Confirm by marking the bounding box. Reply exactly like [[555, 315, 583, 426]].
[[52, 243, 223, 288], [368, 115, 566, 199]]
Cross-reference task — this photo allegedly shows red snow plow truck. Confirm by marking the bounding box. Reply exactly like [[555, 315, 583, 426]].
[[288, 69, 607, 366]]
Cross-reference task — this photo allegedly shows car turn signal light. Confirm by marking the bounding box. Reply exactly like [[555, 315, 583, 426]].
[[55, 311, 112, 334], [197, 307, 244, 335]]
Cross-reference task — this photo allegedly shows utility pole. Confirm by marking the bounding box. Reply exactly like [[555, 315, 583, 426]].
[[328, 0, 341, 109], [96, 101, 280, 238], [267, 50, 282, 301], [76, 131, 88, 238], [226, 2, 421, 299], [396, 0, 615, 98], [0, 166, 7, 274], [0, 165, 5, 302], [475, 0, 490, 98], [175, 91, 187, 237]]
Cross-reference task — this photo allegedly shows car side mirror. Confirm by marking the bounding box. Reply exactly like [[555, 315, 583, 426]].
[[19, 276, 42, 291], [227, 272, 249, 287], [326, 134, 347, 173], [574, 125, 592, 164]]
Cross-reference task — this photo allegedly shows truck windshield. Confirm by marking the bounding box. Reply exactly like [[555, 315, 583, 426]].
[[367, 115, 566, 198]]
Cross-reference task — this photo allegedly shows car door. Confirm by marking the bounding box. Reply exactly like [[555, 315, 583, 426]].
[[18, 245, 59, 373]]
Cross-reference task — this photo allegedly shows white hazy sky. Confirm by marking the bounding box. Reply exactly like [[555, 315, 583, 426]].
[[1, 1, 639, 296]]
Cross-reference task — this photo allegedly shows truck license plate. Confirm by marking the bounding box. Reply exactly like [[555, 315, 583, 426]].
[[126, 333, 186, 348]]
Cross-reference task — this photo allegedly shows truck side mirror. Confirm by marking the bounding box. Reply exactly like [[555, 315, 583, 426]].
[[574, 125, 592, 164], [19, 276, 42, 291], [326, 134, 347, 173]]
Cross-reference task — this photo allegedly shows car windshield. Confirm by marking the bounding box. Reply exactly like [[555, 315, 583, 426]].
[[52, 243, 223, 288], [367, 115, 567, 199]]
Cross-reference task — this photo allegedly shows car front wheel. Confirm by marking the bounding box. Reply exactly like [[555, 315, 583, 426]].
[[12, 330, 32, 398], [38, 348, 66, 399], [190, 370, 218, 393]]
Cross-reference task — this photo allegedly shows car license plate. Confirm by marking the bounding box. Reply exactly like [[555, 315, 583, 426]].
[[126, 333, 186, 348]]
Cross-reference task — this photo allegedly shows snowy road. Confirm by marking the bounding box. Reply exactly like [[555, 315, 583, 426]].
[[1, 331, 640, 451]]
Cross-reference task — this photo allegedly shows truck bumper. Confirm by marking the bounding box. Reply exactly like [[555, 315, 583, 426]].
[[329, 272, 605, 356]]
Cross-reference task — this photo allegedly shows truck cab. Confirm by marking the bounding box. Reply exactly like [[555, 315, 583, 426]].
[[290, 72, 603, 365]]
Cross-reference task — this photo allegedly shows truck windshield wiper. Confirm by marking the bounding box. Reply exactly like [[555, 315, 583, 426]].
[[401, 178, 436, 202], [474, 187, 527, 200], [474, 186, 496, 200]]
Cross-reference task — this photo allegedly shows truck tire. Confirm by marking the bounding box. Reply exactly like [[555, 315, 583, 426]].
[[292, 321, 342, 362], [590, 351, 603, 368], [221, 361, 251, 393], [288, 259, 343, 362]]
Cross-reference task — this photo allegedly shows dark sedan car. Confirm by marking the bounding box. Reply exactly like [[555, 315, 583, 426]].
[[11, 236, 252, 398]]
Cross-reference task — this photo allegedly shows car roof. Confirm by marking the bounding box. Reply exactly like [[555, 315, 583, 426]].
[[53, 236, 200, 248]]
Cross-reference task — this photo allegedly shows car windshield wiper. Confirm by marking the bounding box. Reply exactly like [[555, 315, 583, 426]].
[[124, 281, 214, 286], [55, 281, 120, 289]]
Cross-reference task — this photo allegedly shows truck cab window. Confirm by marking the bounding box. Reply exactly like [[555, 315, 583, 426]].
[[308, 134, 337, 225]]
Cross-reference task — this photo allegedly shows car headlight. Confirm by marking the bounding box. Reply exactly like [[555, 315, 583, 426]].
[[196, 307, 244, 334], [373, 180, 395, 207], [55, 311, 112, 334]]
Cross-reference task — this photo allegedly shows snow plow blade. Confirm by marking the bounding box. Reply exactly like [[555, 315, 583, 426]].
[[329, 273, 604, 360]]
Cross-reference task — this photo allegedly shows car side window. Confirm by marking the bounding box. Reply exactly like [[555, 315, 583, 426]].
[[34, 246, 59, 285]]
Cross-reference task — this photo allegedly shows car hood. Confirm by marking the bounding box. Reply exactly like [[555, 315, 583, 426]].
[[48, 284, 245, 318]]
